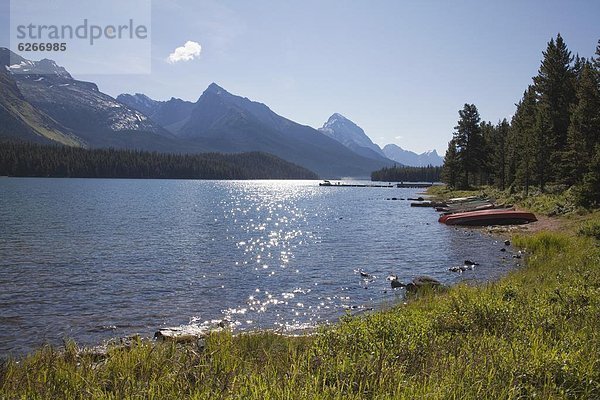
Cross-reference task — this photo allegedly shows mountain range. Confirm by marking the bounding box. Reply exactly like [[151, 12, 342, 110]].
[[1, 48, 442, 177], [382, 145, 443, 167], [116, 93, 196, 133], [317, 113, 443, 167]]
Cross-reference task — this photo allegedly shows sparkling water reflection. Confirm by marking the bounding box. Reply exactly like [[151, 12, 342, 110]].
[[0, 178, 519, 355]]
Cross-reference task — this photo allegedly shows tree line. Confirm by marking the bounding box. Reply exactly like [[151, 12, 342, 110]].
[[0, 141, 319, 180], [442, 35, 600, 207], [371, 165, 441, 182]]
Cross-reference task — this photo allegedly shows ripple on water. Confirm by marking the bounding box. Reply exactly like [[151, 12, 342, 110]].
[[0, 179, 520, 355]]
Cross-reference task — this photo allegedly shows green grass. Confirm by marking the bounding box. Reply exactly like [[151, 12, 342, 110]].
[[2, 221, 600, 398], [578, 219, 600, 241]]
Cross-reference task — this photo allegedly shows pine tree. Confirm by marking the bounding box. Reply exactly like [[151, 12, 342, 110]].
[[453, 104, 484, 188], [594, 39, 600, 72], [534, 102, 554, 192], [441, 139, 461, 188], [511, 87, 538, 195], [532, 34, 576, 183], [504, 120, 519, 190], [492, 119, 509, 190], [479, 121, 495, 185], [572, 54, 586, 79], [577, 144, 600, 208], [564, 62, 600, 184]]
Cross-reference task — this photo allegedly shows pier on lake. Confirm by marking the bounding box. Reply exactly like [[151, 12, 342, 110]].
[[318, 181, 434, 188]]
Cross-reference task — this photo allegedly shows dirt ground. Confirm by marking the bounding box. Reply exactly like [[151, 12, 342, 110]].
[[518, 212, 565, 234], [476, 211, 565, 237]]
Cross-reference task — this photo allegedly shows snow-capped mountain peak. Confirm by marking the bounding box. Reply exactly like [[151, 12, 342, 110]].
[[318, 113, 388, 161], [382, 144, 443, 167], [6, 57, 72, 79]]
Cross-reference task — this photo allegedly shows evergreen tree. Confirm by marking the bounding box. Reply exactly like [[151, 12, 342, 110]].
[[0, 141, 319, 180], [572, 54, 586, 80], [534, 102, 554, 192], [564, 62, 600, 183], [453, 104, 484, 188], [440, 35, 599, 202], [510, 87, 538, 195], [594, 39, 600, 72], [504, 115, 520, 191], [441, 139, 461, 188], [532, 33, 576, 182], [371, 165, 441, 182], [479, 121, 496, 185], [577, 144, 600, 208], [492, 119, 509, 190]]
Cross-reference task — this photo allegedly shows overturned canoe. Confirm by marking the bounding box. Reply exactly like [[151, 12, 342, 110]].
[[410, 201, 447, 208], [436, 203, 498, 213], [439, 209, 537, 226], [448, 196, 483, 203]]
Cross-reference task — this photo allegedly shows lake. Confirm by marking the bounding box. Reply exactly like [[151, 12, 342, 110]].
[[0, 178, 519, 355]]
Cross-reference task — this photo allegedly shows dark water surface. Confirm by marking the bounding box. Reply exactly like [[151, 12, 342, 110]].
[[0, 178, 519, 355]]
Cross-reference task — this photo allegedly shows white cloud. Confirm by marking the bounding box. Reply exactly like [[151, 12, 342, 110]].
[[167, 41, 202, 64], [394, 135, 404, 140]]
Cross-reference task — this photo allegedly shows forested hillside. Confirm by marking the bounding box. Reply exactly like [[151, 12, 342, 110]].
[[442, 35, 600, 207], [0, 141, 318, 180]]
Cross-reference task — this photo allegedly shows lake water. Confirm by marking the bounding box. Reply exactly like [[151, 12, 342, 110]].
[[0, 178, 519, 355]]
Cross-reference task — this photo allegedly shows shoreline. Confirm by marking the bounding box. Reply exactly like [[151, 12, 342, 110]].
[[2, 189, 599, 398]]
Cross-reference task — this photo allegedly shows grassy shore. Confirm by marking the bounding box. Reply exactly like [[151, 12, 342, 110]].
[[1, 189, 599, 399]]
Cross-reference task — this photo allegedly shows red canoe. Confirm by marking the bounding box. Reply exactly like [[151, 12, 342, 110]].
[[439, 209, 537, 226]]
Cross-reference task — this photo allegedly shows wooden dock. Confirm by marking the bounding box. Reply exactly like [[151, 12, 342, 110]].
[[319, 181, 433, 188], [395, 183, 434, 188]]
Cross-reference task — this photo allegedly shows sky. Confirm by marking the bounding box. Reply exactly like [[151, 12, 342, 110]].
[[1, 0, 599, 154]]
